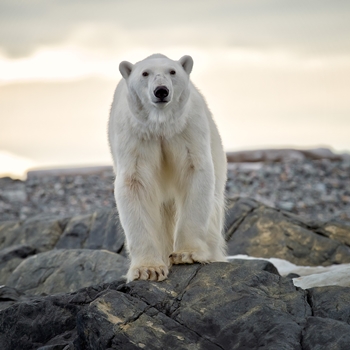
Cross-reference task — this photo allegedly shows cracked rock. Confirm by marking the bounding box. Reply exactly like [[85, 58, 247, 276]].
[[1, 261, 350, 349]]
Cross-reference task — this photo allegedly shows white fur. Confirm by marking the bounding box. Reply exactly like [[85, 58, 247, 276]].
[[108, 54, 227, 282]]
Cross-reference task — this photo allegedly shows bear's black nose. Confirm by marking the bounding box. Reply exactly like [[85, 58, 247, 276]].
[[154, 86, 169, 100]]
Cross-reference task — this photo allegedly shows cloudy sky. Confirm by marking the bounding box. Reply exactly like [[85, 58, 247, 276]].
[[1, 0, 349, 178]]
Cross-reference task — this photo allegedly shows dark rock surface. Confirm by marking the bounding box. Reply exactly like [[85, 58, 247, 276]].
[[0, 244, 36, 285], [1, 262, 350, 349], [6, 249, 128, 295], [0, 209, 126, 285]]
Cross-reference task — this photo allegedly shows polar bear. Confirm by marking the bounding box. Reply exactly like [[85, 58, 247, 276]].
[[108, 54, 227, 282]]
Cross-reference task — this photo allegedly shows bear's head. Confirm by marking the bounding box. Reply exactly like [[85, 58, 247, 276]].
[[119, 54, 193, 116]]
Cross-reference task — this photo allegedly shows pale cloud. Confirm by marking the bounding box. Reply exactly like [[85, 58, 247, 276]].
[[2, 38, 350, 85], [0, 0, 349, 58], [0, 0, 350, 178]]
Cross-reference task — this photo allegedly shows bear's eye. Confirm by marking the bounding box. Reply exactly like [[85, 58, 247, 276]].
[[170, 70, 176, 75], [142, 72, 149, 77]]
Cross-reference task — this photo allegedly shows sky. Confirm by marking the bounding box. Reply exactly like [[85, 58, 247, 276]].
[[0, 0, 350, 178]]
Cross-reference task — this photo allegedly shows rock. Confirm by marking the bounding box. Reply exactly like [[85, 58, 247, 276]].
[[0, 244, 36, 285], [55, 209, 125, 254], [301, 317, 350, 349], [307, 285, 350, 323], [226, 148, 306, 162], [2, 155, 350, 223], [224, 197, 259, 241], [1, 189, 350, 348], [225, 158, 350, 223], [0, 216, 63, 253], [0, 189, 27, 203], [0, 209, 127, 287], [1, 261, 350, 349], [54, 213, 92, 250], [276, 200, 295, 211], [27, 166, 113, 178], [0, 286, 34, 311], [301, 148, 343, 161], [226, 148, 343, 163], [317, 221, 350, 246], [7, 249, 128, 295], [227, 162, 264, 173], [226, 200, 350, 266], [0, 280, 124, 350], [0, 216, 64, 285]]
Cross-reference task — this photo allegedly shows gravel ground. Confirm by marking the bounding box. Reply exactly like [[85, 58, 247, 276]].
[[0, 158, 349, 223], [227, 158, 350, 223]]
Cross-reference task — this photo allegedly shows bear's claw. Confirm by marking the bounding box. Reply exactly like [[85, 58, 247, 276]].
[[128, 265, 168, 282]]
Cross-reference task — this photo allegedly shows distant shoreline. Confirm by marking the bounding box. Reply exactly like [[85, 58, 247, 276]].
[[25, 147, 349, 178]]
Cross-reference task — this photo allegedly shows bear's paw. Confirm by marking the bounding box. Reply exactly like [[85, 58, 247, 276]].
[[169, 251, 210, 265]]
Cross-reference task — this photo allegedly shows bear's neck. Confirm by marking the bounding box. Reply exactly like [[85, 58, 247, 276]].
[[128, 93, 191, 140]]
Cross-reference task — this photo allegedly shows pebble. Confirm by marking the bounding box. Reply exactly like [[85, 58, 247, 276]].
[[226, 159, 350, 223], [0, 159, 349, 223]]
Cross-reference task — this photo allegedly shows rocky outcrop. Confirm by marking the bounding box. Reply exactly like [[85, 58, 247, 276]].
[[1, 262, 350, 349], [1, 197, 350, 349], [1, 197, 349, 291], [1, 197, 349, 292]]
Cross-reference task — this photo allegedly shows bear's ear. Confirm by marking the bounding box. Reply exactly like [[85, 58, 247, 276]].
[[179, 55, 193, 75], [119, 61, 134, 79]]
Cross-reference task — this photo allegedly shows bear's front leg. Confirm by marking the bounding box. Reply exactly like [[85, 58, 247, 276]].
[[170, 159, 216, 265], [115, 173, 169, 282]]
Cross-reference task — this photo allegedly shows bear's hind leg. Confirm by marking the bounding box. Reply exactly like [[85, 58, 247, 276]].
[[206, 196, 227, 261], [170, 163, 215, 264], [170, 186, 227, 265]]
